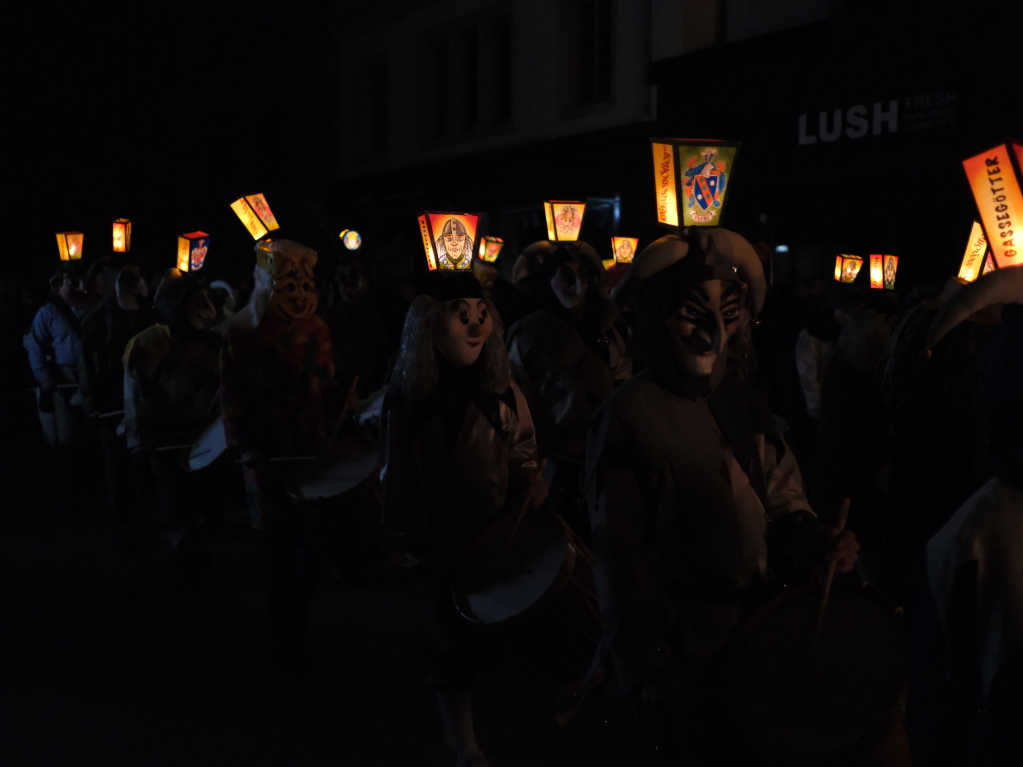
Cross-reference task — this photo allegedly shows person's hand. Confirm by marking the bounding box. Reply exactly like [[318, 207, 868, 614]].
[[521, 478, 549, 508], [39, 379, 56, 393], [820, 527, 860, 574]]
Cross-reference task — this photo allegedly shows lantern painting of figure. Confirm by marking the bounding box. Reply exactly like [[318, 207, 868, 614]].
[[230, 193, 280, 240], [983, 251, 997, 274], [112, 219, 131, 253], [963, 142, 1023, 270], [958, 221, 989, 283], [339, 229, 362, 251], [56, 232, 84, 261], [611, 237, 638, 264], [834, 254, 863, 283], [177, 231, 210, 272], [418, 212, 479, 271], [478, 236, 504, 262], [883, 255, 898, 289], [543, 201, 586, 242], [651, 137, 741, 228]]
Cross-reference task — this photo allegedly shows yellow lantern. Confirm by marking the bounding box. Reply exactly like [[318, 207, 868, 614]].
[[418, 212, 479, 270], [230, 193, 280, 240], [869, 254, 898, 289], [478, 236, 504, 262], [56, 232, 84, 261], [834, 254, 863, 283], [611, 237, 639, 264], [963, 141, 1023, 270], [869, 255, 884, 289], [112, 219, 131, 253], [543, 201, 586, 242], [177, 231, 210, 272], [602, 258, 616, 271], [651, 137, 741, 228], [958, 221, 988, 283], [339, 229, 362, 251]]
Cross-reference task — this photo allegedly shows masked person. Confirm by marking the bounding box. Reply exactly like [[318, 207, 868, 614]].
[[214, 242, 273, 335], [123, 271, 221, 582], [506, 245, 631, 543], [220, 238, 343, 658], [380, 270, 546, 767], [586, 229, 859, 763]]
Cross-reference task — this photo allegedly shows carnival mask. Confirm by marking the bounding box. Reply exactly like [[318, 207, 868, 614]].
[[666, 279, 742, 378], [436, 297, 492, 367], [550, 260, 587, 310], [269, 250, 318, 322]]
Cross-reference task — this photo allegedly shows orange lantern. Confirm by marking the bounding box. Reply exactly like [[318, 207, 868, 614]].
[[478, 236, 504, 262], [339, 229, 362, 250], [611, 237, 638, 264], [112, 219, 131, 253], [543, 201, 586, 242], [651, 137, 741, 228], [963, 141, 1023, 270], [230, 193, 280, 240], [56, 232, 84, 261], [958, 221, 989, 283], [177, 232, 210, 272], [418, 212, 479, 271], [834, 254, 863, 283], [868, 254, 898, 289]]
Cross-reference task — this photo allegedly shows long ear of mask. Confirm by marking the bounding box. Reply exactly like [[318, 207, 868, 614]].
[[927, 264, 1023, 351], [600, 229, 766, 332]]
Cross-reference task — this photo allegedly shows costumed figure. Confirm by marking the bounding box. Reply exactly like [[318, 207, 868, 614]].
[[586, 228, 859, 763], [506, 245, 631, 542], [219, 238, 342, 655], [214, 242, 273, 335], [380, 270, 547, 767]]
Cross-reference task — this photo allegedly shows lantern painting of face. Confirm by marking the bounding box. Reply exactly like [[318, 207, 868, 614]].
[[341, 229, 362, 250], [270, 251, 318, 322], [438, 218, 473, 269], [435, 298, 492, 367], [191, 238, 210, 271], [555, 205, 582, 240], [883, 255, 898, 290], [485, 240, 503, 260], [666, 279, 742, 378], [612, 237, 638, 264]]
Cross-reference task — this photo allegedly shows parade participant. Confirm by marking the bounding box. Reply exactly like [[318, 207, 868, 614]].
[[214, 241, 273, 335], [220, 238, 343, 656], [506, 245, 631, 542], [123, 271, 220, 580], [586, 228, 858, 762], [381, 269, 546, 767]]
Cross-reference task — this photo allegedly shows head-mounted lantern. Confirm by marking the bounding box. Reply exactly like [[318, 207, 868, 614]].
[[112, 219, 131, 253], [56, 232, 84, 261], [834, 254, 864, 283], [478, 236, 504, 262], [340, 229, 362, 251], [651, 138, 741, 228], [418, 212, 479, 271], [963, 141, 1023, 270], [177, 232, 210, 272], [543, 201, 586, 242], [869, 254, 898, 289], [230, 193, 280, 240]]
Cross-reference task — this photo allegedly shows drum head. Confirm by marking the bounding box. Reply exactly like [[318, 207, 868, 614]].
[[290, 448, 379, 501], [456, 514, 568, 625], [187, 418, 228, 471], [730, 581, 905, 756]]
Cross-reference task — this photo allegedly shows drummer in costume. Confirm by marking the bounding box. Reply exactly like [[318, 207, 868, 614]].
[[381, 268, 547, 767], [585, 229, 859, 762], [219, 237, 343, 656], [123, 271, 221, 578]]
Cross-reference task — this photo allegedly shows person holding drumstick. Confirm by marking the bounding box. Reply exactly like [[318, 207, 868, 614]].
[[586, 229, 859, 763], [381, 269, 547, 767]]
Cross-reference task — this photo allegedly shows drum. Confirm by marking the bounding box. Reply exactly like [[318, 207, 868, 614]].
[[728, 580, 906, 756], [182, 417, 229, 472], [452, 512, 602, 693]]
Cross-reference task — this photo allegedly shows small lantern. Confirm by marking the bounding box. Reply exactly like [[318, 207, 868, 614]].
[[112, 218, 131, 253], [963, 141, 1023, 270], [611, 237, 638, 264], [418, 212, 479, 270], [177, 231, 210, 272], [869, 254, 898, 289], [834, 254, 863, 283], [984, 251, 997, 274], [339, 229, 362, 251], [958, 221, 989, 283], [230, 193, 280, 240], [651, 137, 741, 228], [543, 201, 586, 242], [56, 232, 84, 261], [478, 236, 504, 262]]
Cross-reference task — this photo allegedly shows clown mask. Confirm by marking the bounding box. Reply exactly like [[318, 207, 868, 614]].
[[666, 278, 742, 378], [436, 297, 492, 367], [268, 243, 318, 322]]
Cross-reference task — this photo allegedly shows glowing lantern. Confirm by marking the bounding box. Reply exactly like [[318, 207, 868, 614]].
[[611, 237, 638, 265], [651, 137, 741, 228], [963, 141, 1023, 270], [230, 193, 280, 240], [478, 236, 505, 263], [869, 254, 898, 289], [177, 231, 210, 272], [56, 232, 84, 261], [834, 254, 863, 283], [418, 212, 479, 271], [339, 229, 362, 251], [543, 201, 586, 242], [983, 252, 997, 274], [958, 221, 989, 283], [112, 219, 131, 253], [602, 258, 616, 271]]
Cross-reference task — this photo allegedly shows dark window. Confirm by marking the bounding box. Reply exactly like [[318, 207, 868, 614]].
[[361, 58, 389, 156], [567, 0, 613, 108]]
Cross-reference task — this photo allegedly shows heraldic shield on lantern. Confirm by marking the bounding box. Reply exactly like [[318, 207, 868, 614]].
[[651, 138, 741, 228], [418, 212, 479, 271]]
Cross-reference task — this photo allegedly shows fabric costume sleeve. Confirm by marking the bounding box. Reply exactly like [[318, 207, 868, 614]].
[[122, 334, 154, 450], [794, 329, 823, 418], [26, 305, 57, 385], [505, 382, 544, 490], [218, 328, 253, 451]]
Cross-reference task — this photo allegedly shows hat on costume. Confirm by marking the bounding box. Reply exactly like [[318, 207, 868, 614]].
[[420, 270, 484, 302]]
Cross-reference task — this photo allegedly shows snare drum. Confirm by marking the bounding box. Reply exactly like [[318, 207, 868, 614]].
[[182, 417, 229, 472], [452, 512, 602, 693]]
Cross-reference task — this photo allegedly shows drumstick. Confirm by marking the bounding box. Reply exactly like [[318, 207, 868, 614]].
[[811, 497, 851, 646], [326, 375, 360, 451], [98, 410, 125, 419]]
